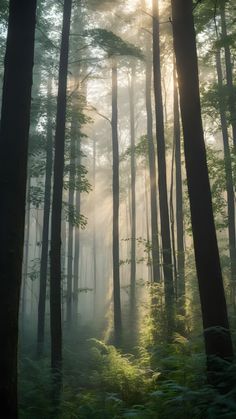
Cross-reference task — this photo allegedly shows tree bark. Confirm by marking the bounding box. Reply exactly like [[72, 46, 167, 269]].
[[215, 49, 236, 290], [173, 63, 185, 313], [66, 115, 76, 327], [171, 0, 233, 372], [129, 65, 136, 312], [152, 0, 175, 335], [50, 0, 72, 397], [145, 32, 160, 283], [111, 59, 122, 344], [73, 136, 81, 320], [37, 77, 53, 357], [220, 1, 236, 150], [0, 1, 36, 416]]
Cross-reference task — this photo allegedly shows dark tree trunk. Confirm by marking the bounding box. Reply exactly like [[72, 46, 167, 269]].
[[50, 0, 72, 395], [173, 64, 185, 313], [129, 65, 136, 312], [145, 34, 161, 283], [220, 1, 236, 150], [215, 49, 236, 289], [169, 137, 178, 299], [111, 59, 122, 344], [66, 117, 76, 327], [171, 0, 234, 372], [0, 0, 36, 416], [152, 0, 175, 335], [37, 77, 53, 357]]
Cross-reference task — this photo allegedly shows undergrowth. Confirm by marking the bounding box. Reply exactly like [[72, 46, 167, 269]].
[[19, 332, 236, 418]]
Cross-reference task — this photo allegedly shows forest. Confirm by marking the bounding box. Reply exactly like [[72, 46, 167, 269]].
[[0, 0, 236, 418]]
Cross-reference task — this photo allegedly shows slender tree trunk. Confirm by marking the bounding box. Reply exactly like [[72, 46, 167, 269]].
[[111, 58, 122, 344], [215, 49, 236, 290], [66, 116, 76, 327], [37, 77, 53, 357], [21, 178, 31, 335], [144, 165, 153, 283], [93, 136, 97, 313], [173, 63, 185, 313], [169, 139, 178, 299], [220, 1, 236, 150], [152, 0, 175, 335], [0, 1, 36, 415], [73, 136, 81, 320], [171, 0, 234, 374], [50, 0, 72, 398], [145, 35, 161, 283], [129, 66, 136, 312]]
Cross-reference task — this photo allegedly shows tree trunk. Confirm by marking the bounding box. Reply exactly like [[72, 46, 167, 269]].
[[171, 0, 233, 373], [73, 136, 81, 320], [93, 136, 97, 314], [21, 178, 31, 336], [0, 0, 36, 415], [152, 0, 175, 335], [215, 49, 236, 292], [129, 65, 136, 312], [173, 63, 185, 313], [220, 1, 236, 150], [66, 116, 76, 327], [37, 77, 53, 357], [145, 33, 161, 283], [50, 0, 72, 398], [111, 58, 122, 344]]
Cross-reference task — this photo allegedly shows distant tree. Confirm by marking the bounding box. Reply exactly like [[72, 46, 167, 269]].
[[86, 28, 143, 344], [0, 0, 37, 416]]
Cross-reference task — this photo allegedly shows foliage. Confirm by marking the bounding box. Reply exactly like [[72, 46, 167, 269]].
[[85, 28, 144, 61]]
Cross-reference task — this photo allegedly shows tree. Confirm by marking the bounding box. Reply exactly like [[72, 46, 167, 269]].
[[37, 77, 54, 357], [215, 47, 236, 294], [50, 0, 72, 398], [129, 65, 136, 313], [171, 0, 234, 377], [152, 0, 175, 336], [0, 0, 37, 415], [173, 64, 185, 313], [85, 28, 142, 343], [220, 0, 236, 150], [144, 24, 161, 284]]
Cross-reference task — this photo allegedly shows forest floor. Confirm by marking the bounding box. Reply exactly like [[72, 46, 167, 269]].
[[18, 321, 236, 419]]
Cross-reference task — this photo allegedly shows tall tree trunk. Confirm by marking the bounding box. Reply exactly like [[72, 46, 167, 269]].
[[129, 66, 136, 312], [220, 1, 236, 150], [93, 136, 97, 314], [173, 63, 185, 313], [37, 77, 53, 357], [21, 178, 31, 335], [171, 0, 234, 374], [111, 58, 122, 344], [0, 1, 36, 415], [73, 136, 81, 320], [169, 138, 178, 299], [50, 0, 72, 397], [66, 116, 76, 327], [215, 49, 236, 292], [152, 0, 175, 336], [145, 33, 161, 283]]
